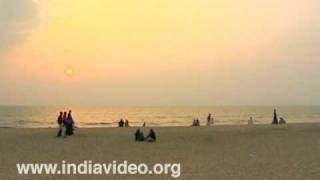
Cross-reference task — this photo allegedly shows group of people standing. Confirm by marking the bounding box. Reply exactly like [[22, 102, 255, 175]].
[[57, 110, 75, 137]]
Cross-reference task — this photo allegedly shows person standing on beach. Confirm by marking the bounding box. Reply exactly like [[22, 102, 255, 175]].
[[63, 112, 68, 126], [56, 112, 64, 137], [206, 113, 214, 126], [272, 109, 279, 124], [66, 110, 75, 135], [62, 111, 68, 137], [248, 116, 254, 125], [125, 119, 129, 127]]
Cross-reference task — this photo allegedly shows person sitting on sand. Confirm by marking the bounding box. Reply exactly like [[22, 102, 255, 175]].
[[145, 129, 156, 142], [192, 118, 200, 126], [196, 118, 200, 126], [192, 118, 198, 126], [279, 117, 286, 124], [125, 119, 129, 127], [135, 129, 144, 141], [248, 116, 254, 125], [118, 118, 124, 127], [66, 110, 75, 136], [56, 112, 64, 137], [272, 109, 279, 125]]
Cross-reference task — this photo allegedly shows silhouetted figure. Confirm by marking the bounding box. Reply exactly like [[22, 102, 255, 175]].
[[272, 109, 279, 124], [56, 112, 64, 137], [118, 118, 124, 127], [125, 119, 129, 127], [142, 122, 146, 127], [279, 117, 286, 124], [206, 113, 214, 126], [135, 129, 144, 141], [66, 110, 74, 136], [145, 129, 156, 142], [196, 119, 200, 126]]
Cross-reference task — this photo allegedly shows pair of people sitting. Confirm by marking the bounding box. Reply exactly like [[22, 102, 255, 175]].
[[118, 118, 129, 127], [192, 118, 200, 126], [135, 129, 156, 142]]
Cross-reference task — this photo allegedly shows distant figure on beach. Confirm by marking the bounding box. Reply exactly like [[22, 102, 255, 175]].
[[142, 122, 146, 127], [248, 116, 254, 125], [135, 129, 144, 141], [206, 113, 214, 126], [66, 110, 75, 136], [118, 118, 124, 127], [279, 117, 286, 124], [56, 112, 64, 137], [125, 119, 129, 127], [145, 129, 156, 142], [192, 118, 200, 126], [196, 118, 200, 126], [272, 109, 279, 124]]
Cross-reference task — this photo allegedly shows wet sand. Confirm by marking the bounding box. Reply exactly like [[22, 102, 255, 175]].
[[1, 123, 320, 180]]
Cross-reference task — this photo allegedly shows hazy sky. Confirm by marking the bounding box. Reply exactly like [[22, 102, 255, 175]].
[[0, 0, 320, 106]]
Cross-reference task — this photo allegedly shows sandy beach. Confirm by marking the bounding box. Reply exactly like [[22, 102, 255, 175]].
[[1, 123, 320, 180]]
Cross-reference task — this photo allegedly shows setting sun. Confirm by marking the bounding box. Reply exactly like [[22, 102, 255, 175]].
[[66, 68, 74, 76]]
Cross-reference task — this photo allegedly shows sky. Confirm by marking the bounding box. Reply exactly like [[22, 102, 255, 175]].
[[0, 0, 320, 106]]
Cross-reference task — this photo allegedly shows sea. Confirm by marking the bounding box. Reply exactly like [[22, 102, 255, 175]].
[[0, 106, 319, 128]]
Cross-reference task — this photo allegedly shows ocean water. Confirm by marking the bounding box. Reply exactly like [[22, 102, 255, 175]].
[[0, 106, 319, 128]]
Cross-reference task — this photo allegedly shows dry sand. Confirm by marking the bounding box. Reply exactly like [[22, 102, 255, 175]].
[[1, 123, 320, 180]]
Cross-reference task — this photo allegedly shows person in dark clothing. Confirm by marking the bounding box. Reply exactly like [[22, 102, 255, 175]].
[[56, 112, 64, 137], [272, 109, 279, 124], [135, 129, 145, 141], [66, 110, 74, 136], [145, 129, 156, 142], [118, 118, 124, 127]]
